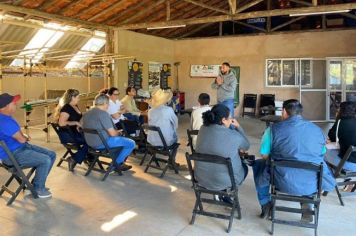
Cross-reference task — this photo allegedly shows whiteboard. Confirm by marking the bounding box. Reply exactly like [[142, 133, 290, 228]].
[[190, 65, 220, 77]]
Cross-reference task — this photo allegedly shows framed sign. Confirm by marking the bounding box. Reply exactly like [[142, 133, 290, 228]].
[[190, 65, 220, 77], [128, 61, 143, 90]]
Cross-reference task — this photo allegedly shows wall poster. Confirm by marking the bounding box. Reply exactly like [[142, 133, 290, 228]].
[[128, 61, 143, 90], [148, 62, 161, 91], [190, 65, 220, 77]]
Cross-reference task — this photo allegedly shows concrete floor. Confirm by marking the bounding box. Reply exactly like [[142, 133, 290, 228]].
[[0, 115, 354, 236]]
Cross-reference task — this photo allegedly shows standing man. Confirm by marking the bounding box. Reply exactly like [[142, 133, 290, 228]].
[[0, 93, 56, 198], [211, 62, 237, 118]]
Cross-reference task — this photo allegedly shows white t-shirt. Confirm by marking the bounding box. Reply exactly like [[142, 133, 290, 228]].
[[191, 105, 211, 148], [107, 99, 125, 124]]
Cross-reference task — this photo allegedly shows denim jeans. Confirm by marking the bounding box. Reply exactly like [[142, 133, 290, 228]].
[[58, 130, 89, 164], [96, 136, 135, 165], [325, 149, 356, 171], [2, 143, 56, 192], [252, 159, 271, 206], [123, 113, 144, 125], [220, 99, 235, 118]]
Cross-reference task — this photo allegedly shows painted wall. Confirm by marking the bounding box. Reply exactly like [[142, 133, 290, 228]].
[[174, 29, 356, 116], [114, 29, 176, 98]]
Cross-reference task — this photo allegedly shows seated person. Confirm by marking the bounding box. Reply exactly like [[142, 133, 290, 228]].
[[190, 93, 211, 148], [194, 104, 250, 196], [121, 86, 146, 125], [107, 87, 126, 129], [0, 93, 56, 198], [54, 89, 91, 171], [253, 99, 336, 221], [82, 94, 135, 171], [326, 101, 356, 191], [147, 89, 178, 147]]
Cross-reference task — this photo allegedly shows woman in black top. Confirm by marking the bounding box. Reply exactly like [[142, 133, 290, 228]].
[[326, 101, 356, 172], [54, 89, 90, 171]]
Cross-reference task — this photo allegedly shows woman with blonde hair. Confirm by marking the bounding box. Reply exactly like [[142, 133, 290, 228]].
[[54, 89, 90, 171]]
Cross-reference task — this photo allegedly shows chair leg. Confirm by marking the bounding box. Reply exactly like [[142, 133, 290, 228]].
[[0, 174, 15, 196], [57, 150, 69, 167], [160, 163, 170, 178], [85, 156, 99, 176], [270, 198, 276, 235], [335, 185, 344, 206], [102, 164, 115, 181], [190, 199, 199, 225], [140, 150, 149, 166], [144, 154, 155, 173], [314, 203, 319, 236], [234, 193, 242, 220], [227, 200, 236, 233]]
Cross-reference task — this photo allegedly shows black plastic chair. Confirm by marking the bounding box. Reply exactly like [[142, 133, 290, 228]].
[[270, 160, 323, 236], [51, 123, 82, 170], [120, 120, 148, 161], [82, 128, 123, 181], [259, 94, 275, 116], [187, 129, 199, 154], [324, 146, 356, 206], [0, 141, 38, 205], [242, 94, 257, 117], [144, 125, 180, 178], [185, 152, 242, 233]]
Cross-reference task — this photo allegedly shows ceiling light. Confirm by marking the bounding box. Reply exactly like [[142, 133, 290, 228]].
[[147, 24, 186, 30], [290, 9, 350, 17]]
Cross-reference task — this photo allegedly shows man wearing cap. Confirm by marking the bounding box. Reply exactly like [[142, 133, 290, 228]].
[[211, 62, 237, 118], [0, 93, 56, 199]]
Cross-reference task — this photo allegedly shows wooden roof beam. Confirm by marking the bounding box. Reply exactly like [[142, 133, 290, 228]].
[[87, 0, 127, 22], [0, 3, 111, 30], [104, 0, 149, 24], [183, 0, 229, 15], [235, 0, 264, 14], [228, 0, 237, 14], [58, 0, 83, 15], [119, 3, 356, 29], [72, 0, 107, 18], [118, 0, 166, 25], [39, 0, 58, 10]]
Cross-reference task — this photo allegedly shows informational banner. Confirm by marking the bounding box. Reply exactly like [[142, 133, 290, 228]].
[[128, 61, 143, 90], [190, 64, 220, 77], [148, 62, 161, 91], [160, 63, 171, 89]]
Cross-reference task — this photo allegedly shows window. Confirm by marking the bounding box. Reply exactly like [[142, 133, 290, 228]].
[[266, 58, 312, 87], [65, 37, 106, 69], [10, 27, 64, 66]]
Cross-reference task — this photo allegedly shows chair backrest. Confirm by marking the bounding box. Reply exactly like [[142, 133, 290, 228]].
[[185, 152, 237, 191], [187, 129, 199, 154], [335, 145, 356, 175], [243, 94, 257, 108], [120, 119, 140, 137], [270, 160, 323, 198], [50, 122, 76, 144], [143, 124, 168, 149], [82, 128, 121, 156], [260, 94, 275, 107]]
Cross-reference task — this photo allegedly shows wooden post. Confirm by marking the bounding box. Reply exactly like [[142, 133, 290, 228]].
[[166, 0, 170, 21], [0, 52, 2, 94], [219, 22, 223, 36], [87, 62, 91, 93], [267, 0, 271, 32]]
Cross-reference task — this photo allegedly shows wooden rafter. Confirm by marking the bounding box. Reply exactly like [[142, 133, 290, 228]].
[[289, 0, 312, 6], [271, 16, 305, 31], [104, 0, 149, 25], [39, 0, 58, 10], [119, 3, 356, 29], [235, 0, 264, 14], [178, 23, 215, 38], [166, 0, 170, 21], [0, 3, 111, 29], [341, 12, 356, 21], [312, 0, 318, 6], [58, 0, 83, 15], [228, 0, 237, 14], [183, 0, 229, 15], [87, 0, 127, 22], [157, 0, 225, 37], [234, 20, 266, 32], [118, 0, 166, 25], [71, 0, 107, 18]]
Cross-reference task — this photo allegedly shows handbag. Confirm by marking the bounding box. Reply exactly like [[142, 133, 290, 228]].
[[326, 119, 340, 150]]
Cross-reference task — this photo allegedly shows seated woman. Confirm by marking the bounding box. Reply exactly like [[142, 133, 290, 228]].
[[326, 101, 356, 174], [54, 89, 90, 171], [194, 104, 250, 197]]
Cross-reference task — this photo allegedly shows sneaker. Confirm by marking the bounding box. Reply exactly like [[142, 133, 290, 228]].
[[118, 163, 132, 171], [24, 187, 50, 196], [260, 202, 272, 219], [219, 195, 234, 205], [301, 203, 313, 223], [37, 189, 52, 199]]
